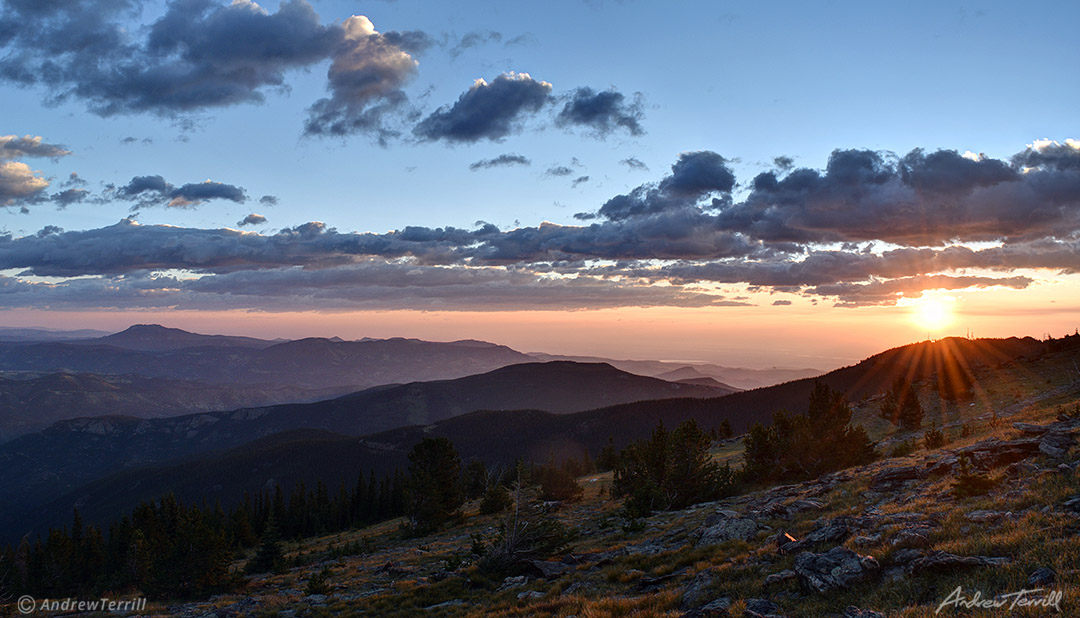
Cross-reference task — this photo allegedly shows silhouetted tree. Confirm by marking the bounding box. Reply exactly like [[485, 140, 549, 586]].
[[404, 437, 464, 535]]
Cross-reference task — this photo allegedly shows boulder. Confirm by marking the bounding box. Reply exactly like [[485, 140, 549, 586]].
[[680, 571, 718, 610], [890, 549, 925, 564], [953, 437, 1041, 469], [794, 547, 879, 593], [1040, 430, 1076, 458], [870, 466, 927, 489], [890, 531, 930, 548], [1027, 567, 1056, 587], [698, 517, 759, 546], [529, 560, 572, 579], [744, 599, 779, 615], [1062, 495, 1080, 513], [907, 550, 1010, 576], [964, 510, 1007, 523]]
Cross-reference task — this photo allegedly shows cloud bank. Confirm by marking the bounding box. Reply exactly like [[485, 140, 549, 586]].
[[3, 140, 1078, 310]]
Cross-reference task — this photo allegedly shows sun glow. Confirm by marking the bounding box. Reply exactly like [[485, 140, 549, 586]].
[[910, 296, 955, 332]]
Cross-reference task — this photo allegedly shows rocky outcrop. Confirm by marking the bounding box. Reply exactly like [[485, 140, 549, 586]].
[[794, 547, 879, 593], [698, 514, 759, 547], [906, 550, 1010, 575]]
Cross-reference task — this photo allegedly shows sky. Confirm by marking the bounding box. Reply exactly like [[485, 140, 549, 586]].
[[0, 0, 1078, 369]]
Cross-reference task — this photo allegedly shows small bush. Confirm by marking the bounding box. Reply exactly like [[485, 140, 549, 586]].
[[304, 567, 332, 595], [479, 484, 513, 515], [923, 422, 947, 450], [951, 454, 999, 498], [534, 463, 584, 502], [889, 440, 916, 458]]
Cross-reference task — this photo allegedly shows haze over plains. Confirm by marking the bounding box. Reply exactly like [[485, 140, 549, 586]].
[[1, 0, 1078, 369]]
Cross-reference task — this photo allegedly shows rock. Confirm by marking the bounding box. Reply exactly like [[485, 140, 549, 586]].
[[698, 517, 759, 546], [782, 517, 851, 553], [890, 549, 925, 564], [704, 510, 742, 526], [870, 466, 928, 489], [517, 590, 545, 600], [763, 570, 797, 586], [953, 437, 1041, 469], [1040, 430, 1076, 458], [498, 575, 528, 590], [965, 510, 1007, 523], [1013, 422, 1051, 434], [1027, 567, 1056, 586], [425, 599, 466, 610], [1005, 461, 1040, 477], [907, 550, 1010, 575], [853, 534, 881, 548], [638, 569, 686, 591], [744, 599, 779, 615], [843, 607, 886, 618], [890, 531, 930, 548], [1062, 495, 1080, 513], [681, 596, 732, 618], [787, 499, 824, 514], [305, 594, 328, 604], [794, 547, 879, 593], [530, 560, 573, 579], [681, 571, 717, 609]]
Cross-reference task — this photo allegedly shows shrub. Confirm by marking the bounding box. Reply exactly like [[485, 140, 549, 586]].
[[612, 419, 734, 517], [533, 463, 584, 502], [477, 486, 575, 576], [742, 382, 877, 484], [479, 484, 513, 515], [889, 439, 916, 458], [951, 454, 999, 498], [923, 422, 947, 450], [304, 567, 332, 595], [880, 376, 924, 429]]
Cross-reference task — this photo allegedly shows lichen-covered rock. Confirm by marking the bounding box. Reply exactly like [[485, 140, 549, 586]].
[[794, 546, 879, 593]]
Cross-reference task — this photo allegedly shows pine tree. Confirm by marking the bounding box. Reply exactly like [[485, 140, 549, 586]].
[[404, 437, 464, 535], [245, 512, 284, 574]]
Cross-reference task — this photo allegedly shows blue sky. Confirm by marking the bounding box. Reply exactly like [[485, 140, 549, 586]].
[[0, 0, 1078, 365]]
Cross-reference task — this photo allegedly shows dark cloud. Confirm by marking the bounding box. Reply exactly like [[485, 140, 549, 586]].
[[449, 30, 501, 58], [469, 154, 531, 171], [0, 0, 421, 140], [1, 141, 1077, 311], [118, 175, 246, 208], [0, 134, 70, 159], [718, 145, 1080, 244], [546, 165, 573, 177], [51, 188, 90, 208], [771, 299, 792, 306], [592, 151, 735, 221], [620, 157, 649, 171], [572, 175, 590, 187], [1011, 139, 1080, 172], [259, 194, 278, 206], [303, 16, 421, 140], [414, 72, 552, 143], [237, 213, 268, 227], [556, 87, 644, 137]]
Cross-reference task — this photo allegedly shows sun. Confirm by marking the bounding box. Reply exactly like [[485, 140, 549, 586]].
[[910, 297, 955, 332]]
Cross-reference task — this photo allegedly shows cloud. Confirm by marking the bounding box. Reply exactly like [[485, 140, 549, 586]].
[[620, 157, 649, 171], [1, 140, 1076, 311], [718, 146, 1080, 244], [469, 153, 531, 171], [238, 213, 268, 227], [51, 188, 90, 208], [0, 161, 49, 205], [0, 135, 70, 159], [303, 15, 421, 140], [546, 165, 573, 177], [772, 299, 792, 306], [259, 194, 278, 206], [0, 0, 422, 140], [118, 175, 247, 208], [572, 175, 590, 187], [589, 150, 735, 221], [450, 30, 501, 58], [414, 72, 553, 143], [556, 87, 644, 137]]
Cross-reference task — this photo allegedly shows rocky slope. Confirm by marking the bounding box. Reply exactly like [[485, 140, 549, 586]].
[[121, 350, 1079, 618]]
